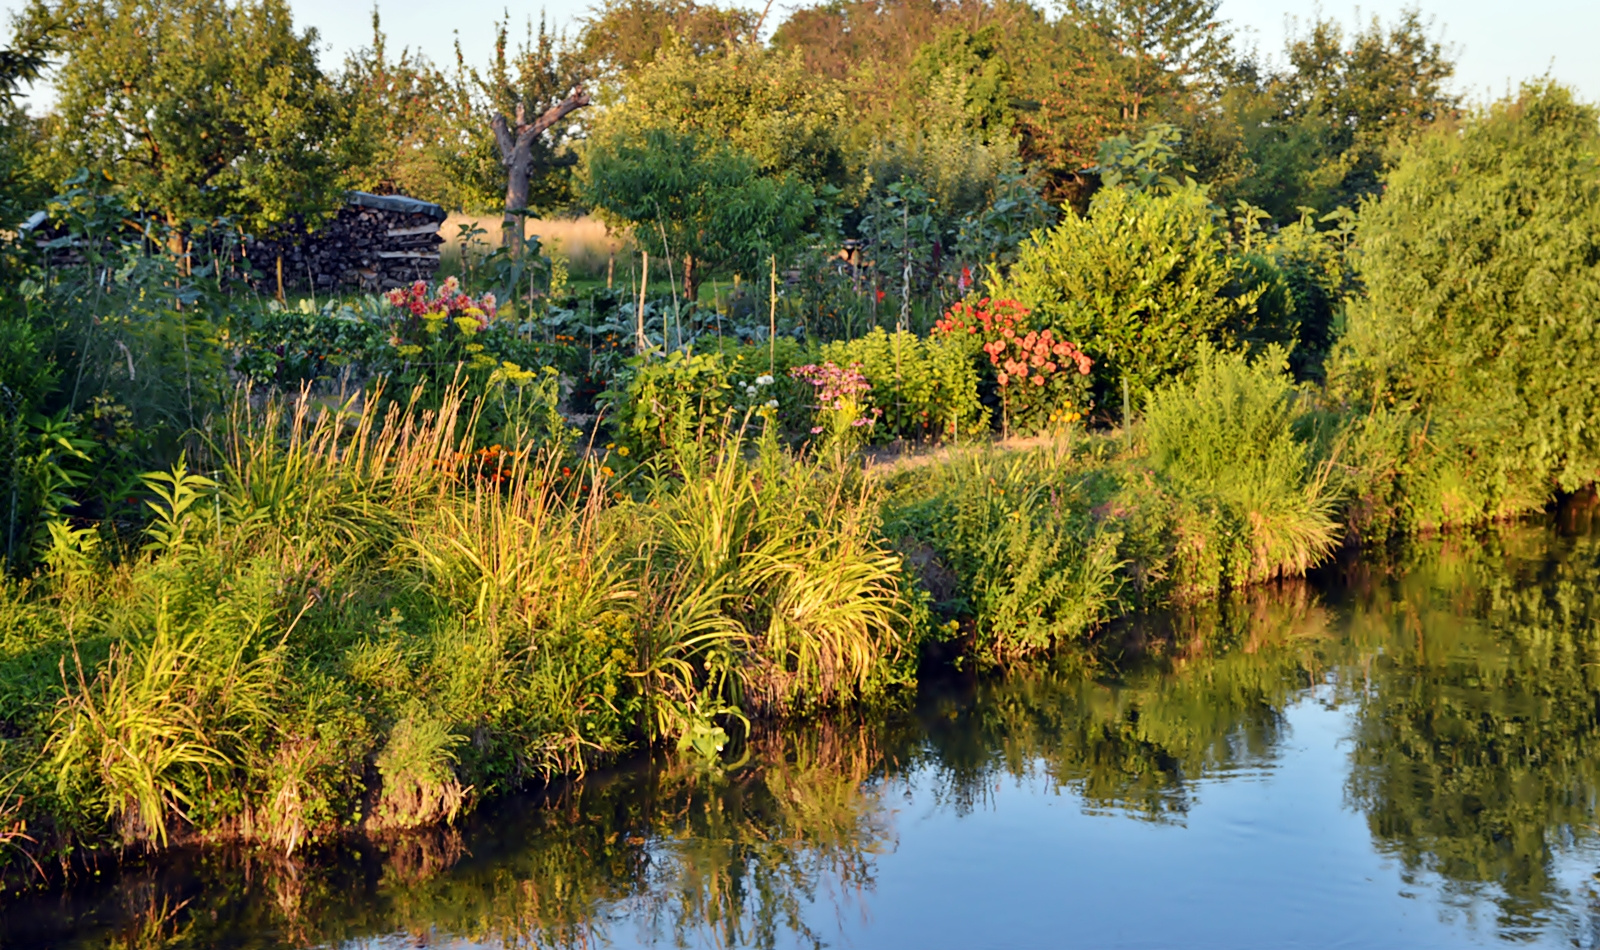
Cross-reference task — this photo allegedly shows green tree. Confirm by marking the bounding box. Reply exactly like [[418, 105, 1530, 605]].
[[591, 39, 848, 189], [1329, 83, 1600, 525], [1069, 0, 1236, 124], [577, 0, 761, 82], [20, 0, 354, 232], [582, 127, 813, 302], [337, 11, 461, 204], [1220, 10, 1458, 220]]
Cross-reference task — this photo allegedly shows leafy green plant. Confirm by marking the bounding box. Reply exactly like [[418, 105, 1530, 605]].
[[605, 349, 739, 462], [887, 442, 1122, 664], [1329, 82, 1600, 529], [991, 185, 1266, 404], [1144, 346, 1338, 585], [819, 328, 988, 442], [50, 610, 230, 847]]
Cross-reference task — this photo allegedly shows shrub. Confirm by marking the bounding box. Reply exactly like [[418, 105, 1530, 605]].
[[1329, 83, 1600, 526], [886, 443, 1123, 664], [819, 328, 988, 442], [935, 299, 1094, 435], [990, 185, 1265, 403], [607, 349, 741, 461]]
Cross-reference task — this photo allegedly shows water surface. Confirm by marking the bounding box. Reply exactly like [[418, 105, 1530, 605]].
[[8, 517, 1600, 949]]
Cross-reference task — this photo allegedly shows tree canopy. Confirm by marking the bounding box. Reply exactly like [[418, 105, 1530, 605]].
[[18, 0, 353, 230]]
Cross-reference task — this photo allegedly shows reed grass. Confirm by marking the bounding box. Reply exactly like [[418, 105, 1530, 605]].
[[0, 385, 922, 869]]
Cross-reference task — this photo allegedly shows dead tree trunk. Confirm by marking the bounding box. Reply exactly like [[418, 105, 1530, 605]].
[[491, 88, 590, 256]]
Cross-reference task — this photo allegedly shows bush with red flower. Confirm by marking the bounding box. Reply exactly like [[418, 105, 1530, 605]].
[[382, 275, 502, 374], [934, 297, 1093, 434]]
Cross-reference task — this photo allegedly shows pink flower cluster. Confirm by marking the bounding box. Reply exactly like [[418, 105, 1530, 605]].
[[984, 329, 1093, 388], [384, 276, 498, 326], [790, 361, 881, 430]]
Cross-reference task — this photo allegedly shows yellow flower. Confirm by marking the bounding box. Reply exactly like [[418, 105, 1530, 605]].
[[616, 446, 630, 457], [600, 466, 615, 478]]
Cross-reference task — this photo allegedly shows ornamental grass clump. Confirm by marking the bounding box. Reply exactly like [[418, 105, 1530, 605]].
[[628, 436, 917, 736], [0, 378, 932, 870], [886, 440, 1123, 665], [1144, 346, 1339, 586]]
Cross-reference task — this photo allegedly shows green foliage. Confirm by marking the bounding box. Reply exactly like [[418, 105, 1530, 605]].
[[887, 442, 1123, 664], [577, 0, 759, 81], [583, 127, 813, 298], [0, 388, 926, 867], [631, 442, 918, 720], [820, 328, 988, 443], [992, 185, 1264, 401], [594, 40, 848, 188], [1095, 122, 1196, 194], [1218, 10, 1458, 220], [1144, 346, 1338, 585], [1330, 83, 1600, 528], [606, 349, 741, 461], [22, 0, 354, 230]]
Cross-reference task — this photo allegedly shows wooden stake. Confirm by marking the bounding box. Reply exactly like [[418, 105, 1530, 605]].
[[637, 250, 649, 356], [275, 255, 285, 303], [769, 254, 777, 374]]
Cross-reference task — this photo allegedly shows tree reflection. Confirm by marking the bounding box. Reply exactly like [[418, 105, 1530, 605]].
[[1343, 528, 1600, 937], [920, 582, 1340, 819], [2, 721, 902, 950]]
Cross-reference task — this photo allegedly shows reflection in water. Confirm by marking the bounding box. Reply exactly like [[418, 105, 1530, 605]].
[[7, 521, 1600, 948], [1341, 530, 1600, 938]]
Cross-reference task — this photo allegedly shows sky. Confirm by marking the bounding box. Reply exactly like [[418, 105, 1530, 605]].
[[5, 0, 1598, 108]]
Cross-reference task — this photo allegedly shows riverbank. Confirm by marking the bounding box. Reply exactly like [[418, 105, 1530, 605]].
[[0, 339, 1561, 884], [7, 515, 1599, 947]]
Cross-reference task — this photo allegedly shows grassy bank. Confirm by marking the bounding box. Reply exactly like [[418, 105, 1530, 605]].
[[0, 345, 1348, 876]]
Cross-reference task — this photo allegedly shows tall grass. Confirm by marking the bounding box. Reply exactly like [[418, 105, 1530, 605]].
[[887, 439, 1124, 664], [0, 385, 920, 869], [1143, 345, 1339, 586]]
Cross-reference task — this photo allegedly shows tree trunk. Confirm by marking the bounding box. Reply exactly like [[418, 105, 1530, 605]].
[[682, 254, 698, 306], [491, 88, 591, 257]]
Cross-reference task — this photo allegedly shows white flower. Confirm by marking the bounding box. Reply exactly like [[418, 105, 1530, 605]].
[[745, 384, 758, 395], [756, 374, 775, 386], [764, 399, 779, 409]]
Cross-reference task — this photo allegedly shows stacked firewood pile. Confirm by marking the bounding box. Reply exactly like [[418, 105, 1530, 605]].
[[243, 192, 448, 295]]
